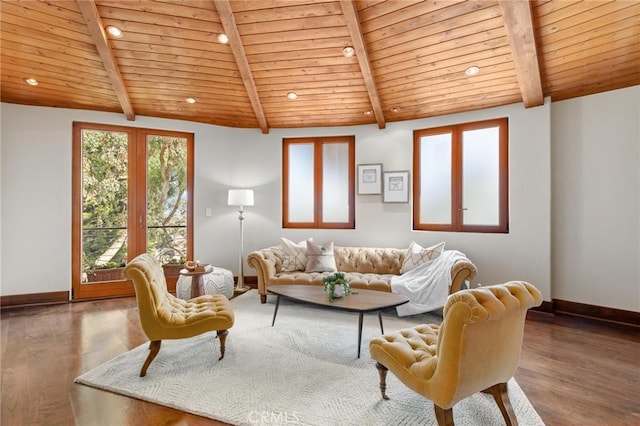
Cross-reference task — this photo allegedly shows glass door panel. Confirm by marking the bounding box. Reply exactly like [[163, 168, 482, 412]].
[[81, 129, 129, 283], [145, 134, 188, 273], [72, 124, 136, 300]]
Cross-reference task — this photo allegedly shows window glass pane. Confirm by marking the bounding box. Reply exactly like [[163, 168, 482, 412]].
[[146, 135, 188, 264], [322, 142, 349, 222], [81, 129, 128, 282], [288, 143, 315, 222], [420, 133, 452, 224], [462, 127, 500, 225]]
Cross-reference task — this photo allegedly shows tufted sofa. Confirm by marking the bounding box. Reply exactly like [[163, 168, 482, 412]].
[[247, 245, 477, 304]]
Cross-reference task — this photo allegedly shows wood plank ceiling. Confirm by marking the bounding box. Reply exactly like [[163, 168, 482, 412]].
[[1, 0, 638, 134]]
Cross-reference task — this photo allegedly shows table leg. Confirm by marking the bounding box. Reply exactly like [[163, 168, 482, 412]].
[[357, 312, 364, 358], [191, 275, 204, 299], [271, 295, 281, 327]]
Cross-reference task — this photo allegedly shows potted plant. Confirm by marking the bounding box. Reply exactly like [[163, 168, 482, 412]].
[[323, 272, 354, 301], [86, 261, 124, 282]]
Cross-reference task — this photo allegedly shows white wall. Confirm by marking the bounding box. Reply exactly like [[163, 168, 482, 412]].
[[2, 98, 552, 302], [551, 86, 640, 311]]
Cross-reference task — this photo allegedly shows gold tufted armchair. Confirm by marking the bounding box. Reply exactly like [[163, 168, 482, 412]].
[[369, 281, 542, 425], [123, 253, 235, 377]]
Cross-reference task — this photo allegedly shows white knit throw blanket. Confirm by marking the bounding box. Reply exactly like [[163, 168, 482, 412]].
[[391, 250, 470, 316]]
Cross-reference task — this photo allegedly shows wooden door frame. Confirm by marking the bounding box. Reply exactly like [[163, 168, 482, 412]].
[[71, 122, 193, 300]]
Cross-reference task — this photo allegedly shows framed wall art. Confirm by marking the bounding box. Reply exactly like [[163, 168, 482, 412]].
[[357, 163, 382, 195], [383, 170, 410, 203]]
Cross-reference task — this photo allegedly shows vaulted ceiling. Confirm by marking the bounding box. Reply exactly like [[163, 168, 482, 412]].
[[1, 0, 638, 134]]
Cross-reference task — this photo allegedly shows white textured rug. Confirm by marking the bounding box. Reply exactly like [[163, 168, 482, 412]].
[[75, 290, 544, 425]]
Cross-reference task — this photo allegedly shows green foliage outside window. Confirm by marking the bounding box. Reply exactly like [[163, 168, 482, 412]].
[[81, 131, 187, 275], [145, 135, 187, 264]]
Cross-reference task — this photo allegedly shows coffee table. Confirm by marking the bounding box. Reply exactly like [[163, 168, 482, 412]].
[[267, 285, 409, 358]]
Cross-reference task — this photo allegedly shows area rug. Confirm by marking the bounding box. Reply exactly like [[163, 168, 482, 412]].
[[75, 290, 544, 425]]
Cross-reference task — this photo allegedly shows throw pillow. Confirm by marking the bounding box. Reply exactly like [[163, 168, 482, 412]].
[[305, 240, 337, 273], [281, 237, 312, 271], [401, 241, 445, 274]]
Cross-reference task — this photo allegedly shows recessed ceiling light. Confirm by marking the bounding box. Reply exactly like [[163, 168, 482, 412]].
[[24, 78, 39, 86], [287, 92, 298, 100], [342, 46, 355, 58], [364, 110, 372, 116], [465, 65, 480, 76], [185, 98, 196, 104], [217, 33, 229, 44], [390, 106, 400, 113], [106, 25, 123, 38]]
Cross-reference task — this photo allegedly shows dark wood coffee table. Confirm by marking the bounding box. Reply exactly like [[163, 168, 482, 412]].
[[267, 285, 409, 358]]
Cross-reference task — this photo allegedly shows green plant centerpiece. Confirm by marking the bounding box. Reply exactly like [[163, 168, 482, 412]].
[[323, 272, 356, 301]]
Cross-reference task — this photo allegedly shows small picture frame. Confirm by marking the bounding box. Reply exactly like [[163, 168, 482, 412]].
[[357, 163, 382, 195], [383, 170, 410, 203]]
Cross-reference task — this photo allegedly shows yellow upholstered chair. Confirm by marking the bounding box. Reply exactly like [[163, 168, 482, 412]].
[[123, 253, 235, 377], [369, 281, 542, 426]]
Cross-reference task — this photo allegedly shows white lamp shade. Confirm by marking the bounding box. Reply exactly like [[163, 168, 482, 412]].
[[228, 189, 254, 207]]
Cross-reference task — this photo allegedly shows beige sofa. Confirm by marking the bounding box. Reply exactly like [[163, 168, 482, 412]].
[[247, 245, 477, 304]]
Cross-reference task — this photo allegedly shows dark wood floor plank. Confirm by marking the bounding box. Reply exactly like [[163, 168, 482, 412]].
[[1, 364, 31, 425], [516, 316, 640, 425], [1, 297, 639, 426]]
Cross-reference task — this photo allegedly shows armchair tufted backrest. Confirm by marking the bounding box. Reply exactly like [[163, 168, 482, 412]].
[[334, 246, 406, 274], [431, 281, 542, 407], [123, 253, 173, 339]]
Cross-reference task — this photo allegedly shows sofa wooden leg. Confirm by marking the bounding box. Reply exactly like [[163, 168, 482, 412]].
[[140, 340, 161, 377], [217, 330, 229, 360], [375, 362, 390, 400], [434, 405, 454, 426], [485, 382, 518, 426], [260, 294, 267, 304]]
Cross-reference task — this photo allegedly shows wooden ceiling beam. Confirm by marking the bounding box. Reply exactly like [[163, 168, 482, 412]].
[[76, 0, 135, 121], [340, 0, 386, 129], [213, 0, 269, 134], [499, 0, 544, 108]]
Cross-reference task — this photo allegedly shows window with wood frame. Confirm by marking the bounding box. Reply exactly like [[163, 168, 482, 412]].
[[283, 136, 355, 229], [413, 118, 509, 233]]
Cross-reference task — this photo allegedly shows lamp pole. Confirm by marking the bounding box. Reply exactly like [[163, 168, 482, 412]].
[[228, 188, 254, 292], [237, 204, 246, 290]]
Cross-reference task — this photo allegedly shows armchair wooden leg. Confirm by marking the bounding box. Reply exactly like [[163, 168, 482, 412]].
[[434, 405, 454, 426], [375, 362, 390, 400], [485, 382, 518, 426], [260, 294, 267, 304], [140, 340, 161, 377], [217, 330, 229, 360]]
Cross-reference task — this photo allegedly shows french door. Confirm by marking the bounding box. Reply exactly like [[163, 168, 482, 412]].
[[72, 122, 193, 300]]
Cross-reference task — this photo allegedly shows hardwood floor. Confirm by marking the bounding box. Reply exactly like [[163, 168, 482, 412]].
[[1, 296, 638, 425]]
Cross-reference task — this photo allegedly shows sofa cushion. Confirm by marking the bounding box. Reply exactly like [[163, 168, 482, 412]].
[[401, 241, 445, 274], [305, 240, 337, 272], [273, 271, 395, 292], [280, 237, 311, 272], [334, 246, 405, 275]]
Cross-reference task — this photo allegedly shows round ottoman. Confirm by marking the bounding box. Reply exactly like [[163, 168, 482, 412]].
[[177, 267, 234, 300]]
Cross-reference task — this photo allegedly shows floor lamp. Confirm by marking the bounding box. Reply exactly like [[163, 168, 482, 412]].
[[227, 189, 254, 291]]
